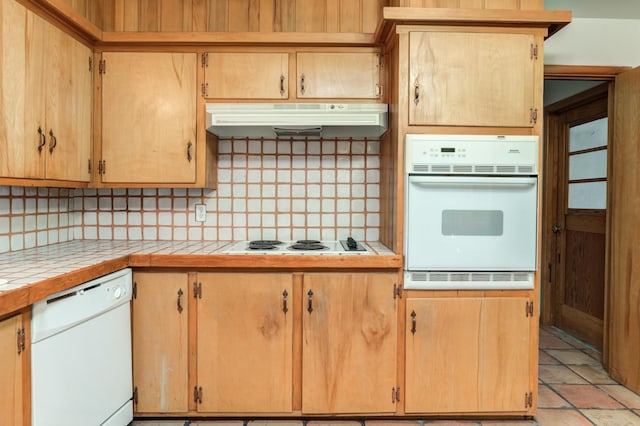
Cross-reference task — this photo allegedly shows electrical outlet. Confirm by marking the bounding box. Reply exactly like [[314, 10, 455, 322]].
[[195, 204, 207, 222]]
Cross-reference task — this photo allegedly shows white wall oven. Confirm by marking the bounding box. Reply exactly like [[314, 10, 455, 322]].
[[404, 134, 538, 289]]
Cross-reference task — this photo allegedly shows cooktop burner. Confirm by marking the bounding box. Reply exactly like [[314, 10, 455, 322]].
[[248, 240, 283, 250], [289, 242, 328, 251]]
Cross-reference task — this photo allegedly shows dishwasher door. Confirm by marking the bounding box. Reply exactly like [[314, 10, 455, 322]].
[[31, 268, 133, 426]]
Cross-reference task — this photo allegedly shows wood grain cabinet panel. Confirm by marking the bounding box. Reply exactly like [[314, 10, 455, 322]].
[[296, 52, 381, 99], [0, 313, 25, 426], [196, 273, 293, 413], [408, 30, 537, 127], [204, 52, 289, 99], [99, 52, 197, 185], [1, 0, 92, 183], [132, 272, 189, 414], [301, 272, 397, 414], [405, 297, 532, 413]]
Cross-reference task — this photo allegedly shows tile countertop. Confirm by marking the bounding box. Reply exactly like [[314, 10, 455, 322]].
[[0, 240, 401, 317]]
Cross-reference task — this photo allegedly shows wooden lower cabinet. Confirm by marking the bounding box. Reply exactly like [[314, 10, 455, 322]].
[[0, 313, 26, 426], [132, 272, 190, 414], [196, 272, 294, 413], [405, 297, 533, 414], [301, 272, 398, 414]]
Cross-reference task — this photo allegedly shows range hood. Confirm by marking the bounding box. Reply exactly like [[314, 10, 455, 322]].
[[206, 103, 388, 138]]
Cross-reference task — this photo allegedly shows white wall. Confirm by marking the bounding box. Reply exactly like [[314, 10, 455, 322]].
[[545, 18, 640, 67]]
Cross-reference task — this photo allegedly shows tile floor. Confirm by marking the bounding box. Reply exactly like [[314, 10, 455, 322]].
[[133, 326, 640, 426]]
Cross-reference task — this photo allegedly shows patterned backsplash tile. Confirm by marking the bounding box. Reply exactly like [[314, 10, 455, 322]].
[[0, 138, 381, 254]]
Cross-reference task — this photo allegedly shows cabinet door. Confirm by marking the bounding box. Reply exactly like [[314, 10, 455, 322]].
[[296, 52, 381, 99], [132, 272, 189, 413], [197, 273, 293, 413], [204, 52, 288, 99], [409, 31, 536, 127], [405, 297, 532, 413], [0, 0, 46, 179], [44, 22, 92, 181], [302, 272, 397, 414], [101, 52, 197, 184], [0, 314, 24, 425]]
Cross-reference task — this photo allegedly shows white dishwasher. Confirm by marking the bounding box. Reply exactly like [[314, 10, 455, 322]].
[[31, 268, 133, 426]]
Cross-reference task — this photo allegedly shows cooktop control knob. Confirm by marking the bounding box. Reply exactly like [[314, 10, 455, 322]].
[[113, 286, 123, 299], [347, 237, 358, 249]]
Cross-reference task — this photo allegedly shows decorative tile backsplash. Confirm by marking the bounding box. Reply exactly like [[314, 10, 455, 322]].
[[0, 138, 381, 254]]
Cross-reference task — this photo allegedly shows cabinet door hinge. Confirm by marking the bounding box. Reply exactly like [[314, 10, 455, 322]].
[[133, 387, 138, 405], [194, 386, 203, 404], [525, 391, 533, 408], [16, 327, 25, 354], [201, 82, 208, 98], [375, 84, 384, 98], [193, 281, 202, 299], [378, 53, 384, 68], [132, 281, 137, 299], [88, 159, 92, 174], [98, 160, 106, 175], [393, 283, 402, 299], [391, 386, 400, 403], [530, 108, 538, 124], [201, 52, 209, 68], [526, 301, 534, 317], [88, 56, 92, 72], [530, 44, 539, 60], [99, 59, 106, 74]]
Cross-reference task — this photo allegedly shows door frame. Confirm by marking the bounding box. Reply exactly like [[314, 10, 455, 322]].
[[541, 65, 628, 364]]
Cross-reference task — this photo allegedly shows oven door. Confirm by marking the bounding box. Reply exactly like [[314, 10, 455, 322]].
[[405, 175, 537, 271]]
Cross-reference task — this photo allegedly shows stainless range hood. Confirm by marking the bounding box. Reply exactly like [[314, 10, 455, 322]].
[[206, 103, 388, 138]]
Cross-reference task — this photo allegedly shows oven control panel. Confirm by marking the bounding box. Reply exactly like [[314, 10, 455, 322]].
[[405, 134, 538, 175]]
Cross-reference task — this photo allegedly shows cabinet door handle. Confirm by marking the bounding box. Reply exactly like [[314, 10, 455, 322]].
[[280, 75, 286, 96], [413, 83, 420, 105], [300, 74, 306, 95], [410, 310, 417, 334], [307, 289, 314, 313], [37, 127, 46, 152], [282, 289, 289, 313], [177, 288, 184, 313], [186, 141, 193, 162], [48, 129, 57, 153]]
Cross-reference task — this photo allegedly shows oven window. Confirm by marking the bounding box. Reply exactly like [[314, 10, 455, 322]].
[[441, 210, 504, 236]]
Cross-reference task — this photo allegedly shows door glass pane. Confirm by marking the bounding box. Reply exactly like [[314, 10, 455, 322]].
[[569, 117, 608, 152], [441, 210, 504, 236], [568, 182, 607, 209], [569, 150, 607, 180]]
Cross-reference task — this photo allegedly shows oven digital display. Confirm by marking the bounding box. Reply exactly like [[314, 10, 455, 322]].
[[441, 147, 456, 153]]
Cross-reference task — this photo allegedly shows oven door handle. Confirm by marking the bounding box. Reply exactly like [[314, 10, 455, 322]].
[[409, 176, 537, 187]]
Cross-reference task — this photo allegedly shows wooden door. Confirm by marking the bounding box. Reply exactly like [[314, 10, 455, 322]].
[[197, 273, 293, 413], [0, 0, 46, 179], [44, 22, 92, 181], [405, 297, 531, 413], [101, 52, 197, 184], [302, 272, 397, 414], [204, 52, 289, 99], [0, 314, 24, 425], [132, 272, 189, 413], [547, 86, 608, 348], [408, 30, 536, 127], [608, 66, 640, 393], [296, 52, 381, 99]]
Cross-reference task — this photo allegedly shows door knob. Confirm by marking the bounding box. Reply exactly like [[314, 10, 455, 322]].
[[552, 225, 562, 233]]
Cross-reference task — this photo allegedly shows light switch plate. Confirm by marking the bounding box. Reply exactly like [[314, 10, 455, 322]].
[[195, 204, 207, 222]]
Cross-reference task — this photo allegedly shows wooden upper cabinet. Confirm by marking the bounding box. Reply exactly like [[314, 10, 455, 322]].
[[302, 272, 397, 414], [132, 272, 189, 414], [405, 297, 533, 414], [204, 52, 289, 99], [408, 30, 537, 127], [0, 313, 25, 426], [100, 52, 197, 184], [296, 52, 381, 99], [196, 273, 293, 413], [0, 0, 91, 183]]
